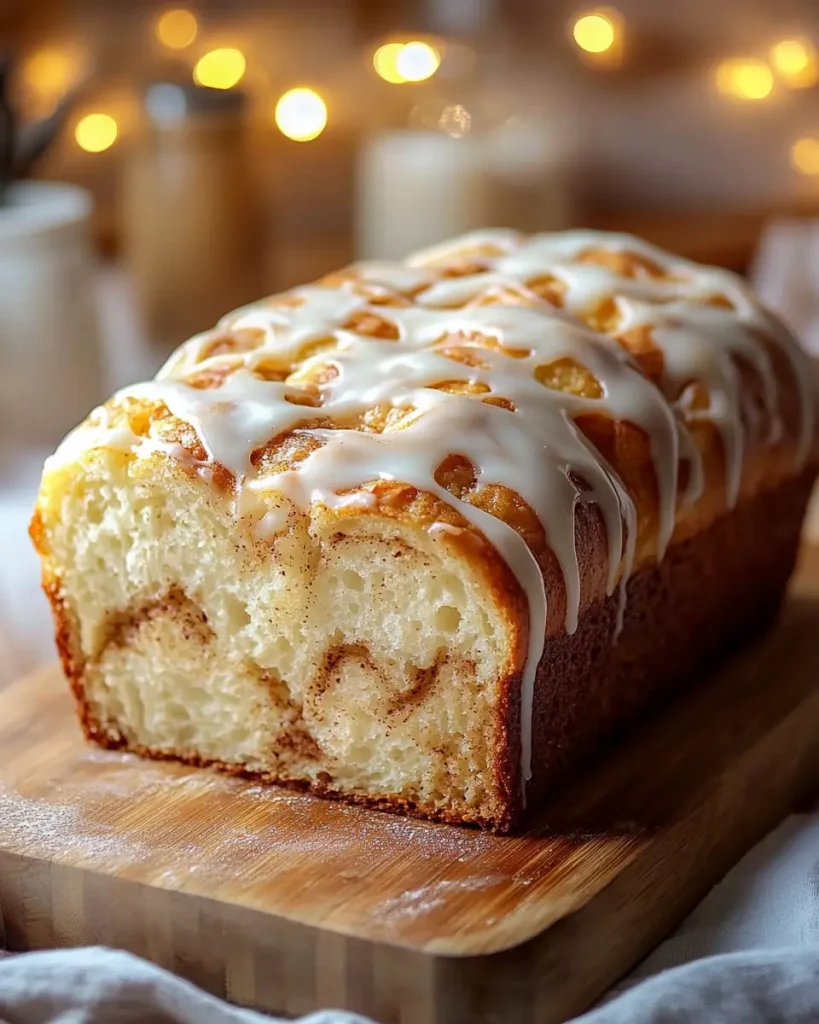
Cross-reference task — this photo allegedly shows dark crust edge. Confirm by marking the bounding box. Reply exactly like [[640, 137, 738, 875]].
[[514, 464, 818, 823], [65, 714, 518, 832]]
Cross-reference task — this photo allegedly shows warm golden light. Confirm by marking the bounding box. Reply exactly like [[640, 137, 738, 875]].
[[771, 38, 818, 88], [395, 41, 441, 82], [274, 87, 327, 142], [373, 43, 405, 84], [572, 11, 617, 53], [716, 59, 774, 100], [732, 61, 774, 99], [75, 113, 118, 153], [791, 135, 819, 175], [193, 48, 246, 90], [772, 38, 810, 74], [156, 9, 198, 50], [23, 47, 81, 98], [715, 61, 736, 95], [374, 40, 441, 83]]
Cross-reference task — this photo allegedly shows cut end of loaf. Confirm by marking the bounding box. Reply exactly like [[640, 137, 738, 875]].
[[33, 449, 525, 830]]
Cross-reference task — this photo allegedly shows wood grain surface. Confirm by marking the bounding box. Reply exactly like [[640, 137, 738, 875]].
[[2, 549, 819, 1023]]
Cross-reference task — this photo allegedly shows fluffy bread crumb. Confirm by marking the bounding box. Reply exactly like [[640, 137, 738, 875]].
[[33, 448, 522, 828]]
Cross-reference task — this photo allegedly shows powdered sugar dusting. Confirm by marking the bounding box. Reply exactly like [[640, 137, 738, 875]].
[[374, 875, 509, 923], [0, 783, 153, 866], [0, 746, 508, 875]]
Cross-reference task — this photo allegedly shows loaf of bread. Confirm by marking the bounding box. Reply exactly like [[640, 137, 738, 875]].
[[31, 229, 817, 831]]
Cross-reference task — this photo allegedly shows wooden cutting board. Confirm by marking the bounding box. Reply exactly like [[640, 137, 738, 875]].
[[2, 550, 819, 1024]]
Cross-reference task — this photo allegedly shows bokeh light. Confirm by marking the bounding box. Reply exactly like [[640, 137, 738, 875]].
[[274, 87, 328, 142], [716, 59, 774, 100], [75, 113, 118, 153], [791, 135, 819, 175], [23, 47, 82, 99], [373, 43, 405, 84], [395, 41, 440, 82], [771, 38, 818, 89], [373, 40, 441, 83], [438, 104, 471, 138], [572, 12, 617, 54], [193, 48, 246, 90], [156, 9, 198, 50]]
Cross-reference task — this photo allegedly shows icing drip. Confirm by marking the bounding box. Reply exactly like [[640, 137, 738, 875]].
[[50, 229, 815, 790]]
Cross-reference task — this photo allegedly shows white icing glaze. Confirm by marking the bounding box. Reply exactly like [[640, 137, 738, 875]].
[[49, 229, 815, 790], [46, 405, 186, 472]]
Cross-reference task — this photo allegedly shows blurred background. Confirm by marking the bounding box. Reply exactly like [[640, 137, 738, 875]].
[[3, 0, 819, 680]]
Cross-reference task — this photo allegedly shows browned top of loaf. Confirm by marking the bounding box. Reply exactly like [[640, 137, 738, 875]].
[[41, 230, 815, 633]]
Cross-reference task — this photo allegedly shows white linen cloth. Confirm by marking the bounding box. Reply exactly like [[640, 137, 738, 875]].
[[0, 947, 361, 1023], [0, 814, 816, 1022], [2, 949, 819, 1023]]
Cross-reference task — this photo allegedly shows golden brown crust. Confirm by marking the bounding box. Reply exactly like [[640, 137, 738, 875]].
[[507, 464, 816, 826]]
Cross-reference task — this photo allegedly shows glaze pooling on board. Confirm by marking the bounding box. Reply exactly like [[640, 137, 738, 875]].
[[47, 229, 815, 788]]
